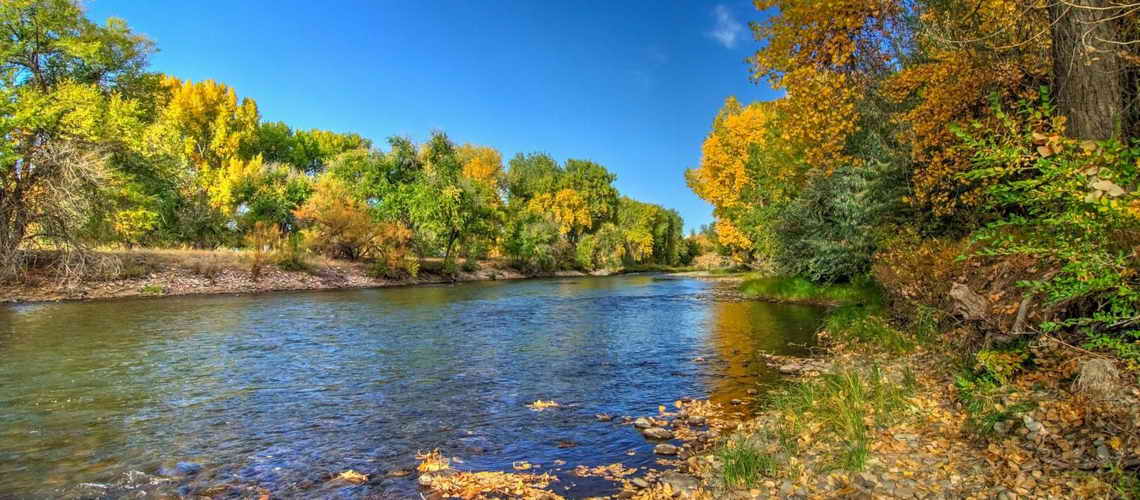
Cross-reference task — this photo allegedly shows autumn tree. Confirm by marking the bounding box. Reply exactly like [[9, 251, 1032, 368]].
[[0, 0, 152, 277]]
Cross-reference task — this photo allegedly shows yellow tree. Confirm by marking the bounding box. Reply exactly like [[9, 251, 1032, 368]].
[[749, 0, 906, 172], [456, 144, 503, 189], [526, 188, 591, 237], [145, 76, 260, 192]]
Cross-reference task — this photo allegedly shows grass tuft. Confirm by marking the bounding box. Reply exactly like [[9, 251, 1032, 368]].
[[717, 437, 776, 487]]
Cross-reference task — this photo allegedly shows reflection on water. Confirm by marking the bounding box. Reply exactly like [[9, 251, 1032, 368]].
[[0, 275, 822, 498]]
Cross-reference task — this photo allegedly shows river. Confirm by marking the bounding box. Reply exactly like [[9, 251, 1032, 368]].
[[0, 275, 822, 498]]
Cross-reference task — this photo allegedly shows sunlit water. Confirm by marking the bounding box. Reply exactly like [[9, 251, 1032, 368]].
[[0, 275, 822, 498]]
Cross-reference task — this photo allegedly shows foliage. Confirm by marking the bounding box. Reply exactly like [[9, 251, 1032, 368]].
[[293, 176, 381, 260], [957, 94, 1140, 355]]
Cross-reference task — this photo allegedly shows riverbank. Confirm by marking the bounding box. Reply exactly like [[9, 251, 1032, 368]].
[[410, 277, 1140, 499], [0, 248, 641, 304]]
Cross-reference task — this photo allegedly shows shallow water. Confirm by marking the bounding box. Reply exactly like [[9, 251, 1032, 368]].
[[0, 275, 822, 498]]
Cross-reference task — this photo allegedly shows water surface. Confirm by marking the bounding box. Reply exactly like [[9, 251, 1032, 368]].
[[0, 275, 821, 498]]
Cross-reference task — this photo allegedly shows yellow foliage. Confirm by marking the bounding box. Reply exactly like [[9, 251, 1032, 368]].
[[334, 470, 368, 484], [526, 189, 591, 236], [456, 144, 503, 188], [415, 449, 450, 473], [525, 400, 560, 411], [149, 76, 260, 184], [688, 99, 774, 210]]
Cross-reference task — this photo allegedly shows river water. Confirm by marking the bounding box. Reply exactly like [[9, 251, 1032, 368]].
[[0, 275, 822, 498]]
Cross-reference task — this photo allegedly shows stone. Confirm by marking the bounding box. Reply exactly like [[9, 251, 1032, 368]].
[[633, 417, 653, 429], [1022, 415, 1043, 433], [779, 364, 802, 375], [686, 415, 707, 426], [642, 427, 674, 440], [631, 477, 651, 489], [616, 490, 636, 498], [855, 472, 879, 490], [659, 471, 699, 494], [779, 480, 795, 495], [654, 443, 679, 455], [730, 399, 743, 405], [746, 388, 759, 395], [595, 414, 613, 422]]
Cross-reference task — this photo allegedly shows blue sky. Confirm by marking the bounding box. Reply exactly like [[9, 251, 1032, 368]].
[[86, 0, 781, 233]]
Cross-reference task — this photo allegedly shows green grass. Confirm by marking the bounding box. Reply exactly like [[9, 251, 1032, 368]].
[[717, 437, 777, 487], [739, 275, 883, 306], [826, 305, 914, 353], [767, 364, 916, 471], [138, 283, 165, 296]]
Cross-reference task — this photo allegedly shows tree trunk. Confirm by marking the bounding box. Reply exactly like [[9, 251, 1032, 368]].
[[1049, 0, 1123, 140]]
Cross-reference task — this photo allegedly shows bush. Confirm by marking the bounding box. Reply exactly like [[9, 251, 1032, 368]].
[[957, 92, 1140, 356]]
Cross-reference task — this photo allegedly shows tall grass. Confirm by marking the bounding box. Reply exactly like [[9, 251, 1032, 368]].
[[717, 437, 776, 487], [768, 364, 916, 471]]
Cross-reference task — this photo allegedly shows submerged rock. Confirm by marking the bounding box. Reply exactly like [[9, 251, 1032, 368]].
[[595, 413, 613, 422]]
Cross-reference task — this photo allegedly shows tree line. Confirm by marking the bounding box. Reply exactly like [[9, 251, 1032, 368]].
[[0, 0, 694, 281], [689, 0, 1139, 358]]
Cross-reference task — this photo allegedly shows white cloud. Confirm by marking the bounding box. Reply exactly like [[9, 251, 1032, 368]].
[[708, 5, 744, 49]]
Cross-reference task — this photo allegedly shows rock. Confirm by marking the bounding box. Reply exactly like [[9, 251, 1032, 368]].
[[855, 472, 879, 490], [1022, 415, 1043, 433], [557, 440, 577, 448], [1097, 445, 1111, 461], [780, 480, 795, 496], [642, 427, 674, 440], [161, 462, 203, 477], [633, 417, 653, 429], [746, 388, 759, 395], [778, 364, 801, 375], [686, 415, 707, 426], [659, 471, 699, 495], [616, 490, 636, 498], [654, 443, 679, 455], [631, 477, 651, 489], [730, 399, 743, 405], [595, 414, 613, 422]]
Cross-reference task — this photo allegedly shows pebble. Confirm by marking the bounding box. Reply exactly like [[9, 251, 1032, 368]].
[[654, 443, 679, 455]]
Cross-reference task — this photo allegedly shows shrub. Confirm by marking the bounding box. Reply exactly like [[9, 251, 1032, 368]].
[[957, 92, 1140, 356], [294, 176, 391, 261]]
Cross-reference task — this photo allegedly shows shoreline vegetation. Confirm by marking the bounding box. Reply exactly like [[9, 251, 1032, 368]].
[[0, 248, 737, 304]]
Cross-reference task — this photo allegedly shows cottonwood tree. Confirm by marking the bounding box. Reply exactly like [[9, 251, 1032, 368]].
[[0, 0, 152, 279]]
